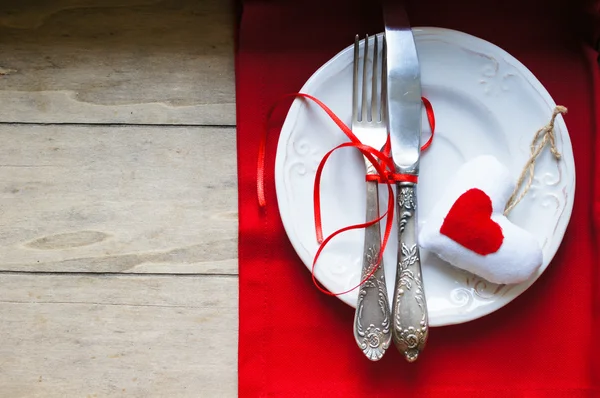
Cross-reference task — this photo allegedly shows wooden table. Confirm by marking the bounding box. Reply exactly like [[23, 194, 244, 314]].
[[0, 1, 237, 396]]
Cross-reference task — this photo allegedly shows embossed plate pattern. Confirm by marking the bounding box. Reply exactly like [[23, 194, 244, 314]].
[[274, 28, 575, 326]]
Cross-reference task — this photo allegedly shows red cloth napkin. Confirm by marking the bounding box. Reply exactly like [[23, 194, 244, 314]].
[[236, 0, 600, 396]]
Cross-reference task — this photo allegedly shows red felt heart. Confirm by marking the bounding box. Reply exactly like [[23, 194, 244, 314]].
[[440, 188, 504, 255]]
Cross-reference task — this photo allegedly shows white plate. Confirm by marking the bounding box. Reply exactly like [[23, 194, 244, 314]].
[[274, 27, 575, 326]]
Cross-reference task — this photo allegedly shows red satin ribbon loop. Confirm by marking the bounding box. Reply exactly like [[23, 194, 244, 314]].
[[257, 93, 436, 297]]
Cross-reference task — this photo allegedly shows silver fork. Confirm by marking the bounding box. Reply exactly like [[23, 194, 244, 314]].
[[351, 33, 392, 361]]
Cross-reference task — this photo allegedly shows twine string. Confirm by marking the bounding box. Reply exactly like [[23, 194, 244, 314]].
[[504, 105, 567, 215]]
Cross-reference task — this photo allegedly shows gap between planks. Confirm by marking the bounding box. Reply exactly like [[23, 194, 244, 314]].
[[0, 122, 237, 128], [0, 270, 238, 278]]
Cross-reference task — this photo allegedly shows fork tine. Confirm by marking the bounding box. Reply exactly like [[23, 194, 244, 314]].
[[371, 34, 379, 123], [361, 34, 369, 122], [352, 35, 360, 123]]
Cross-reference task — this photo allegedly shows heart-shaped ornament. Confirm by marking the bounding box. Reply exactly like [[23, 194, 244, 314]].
[[418, 155, 543, 285], [440, 188, 504, 256]]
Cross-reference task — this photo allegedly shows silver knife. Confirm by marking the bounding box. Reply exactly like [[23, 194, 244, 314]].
[[383, 0, 429, 362]]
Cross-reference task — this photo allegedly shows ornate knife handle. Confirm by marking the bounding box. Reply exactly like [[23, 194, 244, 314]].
[[353, 180, 392, 361], [392, 182, 429, 362]]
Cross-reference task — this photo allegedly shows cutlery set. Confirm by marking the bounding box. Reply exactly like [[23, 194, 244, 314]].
[[352, 1, 429, 362]]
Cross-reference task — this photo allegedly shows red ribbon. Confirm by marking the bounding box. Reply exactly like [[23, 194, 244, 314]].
[[257, 93, 435, 296]]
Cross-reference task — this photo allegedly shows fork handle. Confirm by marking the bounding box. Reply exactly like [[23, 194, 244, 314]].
[[392, 182, 429, 362], [353, 180, 392, 361]]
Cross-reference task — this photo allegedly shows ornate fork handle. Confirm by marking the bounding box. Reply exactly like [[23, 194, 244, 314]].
[[392, 182, 429, 362], [353, 179, 391, 361]]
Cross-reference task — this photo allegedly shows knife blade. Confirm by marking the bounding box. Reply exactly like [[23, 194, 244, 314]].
[[382, 0, 429, 362]]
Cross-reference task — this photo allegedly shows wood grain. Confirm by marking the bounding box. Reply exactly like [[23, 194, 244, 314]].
[[0, 273, 238, 397], [0, 124, 237, 274], [0, 0, 235, 125], [0, 1, 241, 395]]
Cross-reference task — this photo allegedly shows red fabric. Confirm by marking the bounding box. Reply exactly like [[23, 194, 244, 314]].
[[440, 189, 504, 255], [236, 0, 600, 396]]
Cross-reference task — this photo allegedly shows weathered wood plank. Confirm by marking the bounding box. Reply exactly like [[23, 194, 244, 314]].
[[0, 124, 237, 274], [0, 273, 238, 397], [0, 0, 235, 125]]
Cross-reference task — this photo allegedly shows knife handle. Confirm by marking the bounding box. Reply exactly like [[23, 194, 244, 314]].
[[392, 182, 429, 362], [353, 180, 392, 361]]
